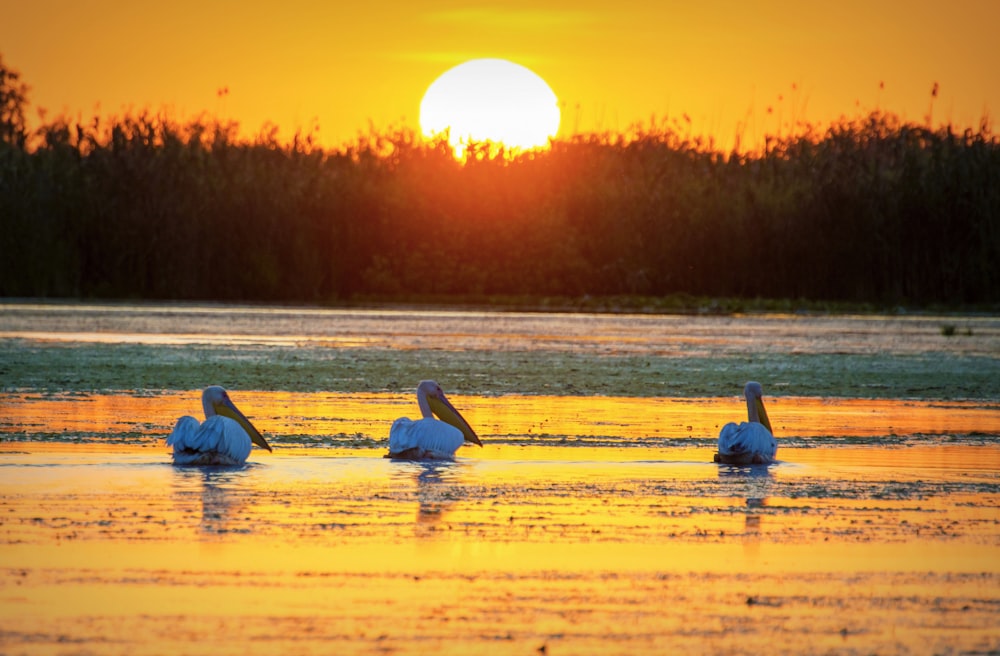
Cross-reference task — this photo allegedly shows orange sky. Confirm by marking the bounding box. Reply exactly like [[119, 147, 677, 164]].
[[4, 0, 998, 153]]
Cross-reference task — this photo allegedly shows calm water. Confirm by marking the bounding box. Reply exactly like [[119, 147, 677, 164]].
[[1, 302, 999, 654]]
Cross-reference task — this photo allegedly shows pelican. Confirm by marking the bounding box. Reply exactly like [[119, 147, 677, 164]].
[[167, 386, 272, 465], [715, 381, 778, 465], [387, 380, 482, 459]]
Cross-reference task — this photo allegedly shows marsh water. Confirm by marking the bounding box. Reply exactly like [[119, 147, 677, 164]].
[[1, 303, 999, 655]]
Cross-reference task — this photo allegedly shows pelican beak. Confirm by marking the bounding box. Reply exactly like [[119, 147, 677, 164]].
[[215, 399, 273, 452], [755, 397, 773, 434], [428, 394, 482, 447]]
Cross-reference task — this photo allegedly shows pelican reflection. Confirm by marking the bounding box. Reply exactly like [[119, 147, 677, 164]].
[[389, 460, 469, 532], [718, 464, 773, 555], [172, 465, 255, 536]]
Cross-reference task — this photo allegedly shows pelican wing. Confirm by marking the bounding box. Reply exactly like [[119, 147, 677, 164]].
[[717, 422, 778, 465], [167, 416, 201, 450], [168, 415, 253, 466], [388, 417, 465, 460]]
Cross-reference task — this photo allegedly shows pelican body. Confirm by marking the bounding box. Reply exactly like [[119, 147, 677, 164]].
[[387, 380, 482, 460], [715, 381, 777, 465], [168, 386, 272, 466]]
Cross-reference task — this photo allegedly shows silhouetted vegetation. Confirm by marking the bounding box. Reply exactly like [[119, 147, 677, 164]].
[[2, 55, 998, 308]]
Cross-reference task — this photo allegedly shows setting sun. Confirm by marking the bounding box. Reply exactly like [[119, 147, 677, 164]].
[[419, 58, 560, 157]]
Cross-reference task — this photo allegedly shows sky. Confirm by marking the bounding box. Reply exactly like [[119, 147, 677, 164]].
[[3, 0, 998, 153]]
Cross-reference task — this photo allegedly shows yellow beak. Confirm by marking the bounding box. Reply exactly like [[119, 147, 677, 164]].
[[755, 397, 773, 434], [215, 400, 273, 452], [428, 395, 482, 446]]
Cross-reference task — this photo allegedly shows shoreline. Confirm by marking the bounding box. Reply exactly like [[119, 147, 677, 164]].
[[5, 295, 1000, 317]]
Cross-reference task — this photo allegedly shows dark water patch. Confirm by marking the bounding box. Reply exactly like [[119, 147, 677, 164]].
[[0, 431, 166, 444], [279, 433, 381, 448], [777, 434, 1000, 448], [2, 430, 997, 452], [781, 479, 1000, 502]]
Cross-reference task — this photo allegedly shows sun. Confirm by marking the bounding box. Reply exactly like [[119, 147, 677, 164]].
[[419, 58, 560, 157]]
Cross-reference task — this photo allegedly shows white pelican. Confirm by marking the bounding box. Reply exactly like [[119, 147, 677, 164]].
[[167, 386, 272, 465], [387, 380, 482, 459], [715, 381, 777, 465]]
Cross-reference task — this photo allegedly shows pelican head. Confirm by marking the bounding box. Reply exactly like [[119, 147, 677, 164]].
[[417, 380, 482, 447], [202, 386, 272, 452], [744, 381, 773, 434]]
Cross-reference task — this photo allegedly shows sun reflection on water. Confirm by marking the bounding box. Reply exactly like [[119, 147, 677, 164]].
[[3, 305, 999, 653], [3, 392, 998, 447], [1, 440, 998, 654]]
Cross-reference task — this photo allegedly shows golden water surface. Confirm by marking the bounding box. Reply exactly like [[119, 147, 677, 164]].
[[2, 305, 998, 654], [2, 393, 999, 655], [4, 391, 999, 442]]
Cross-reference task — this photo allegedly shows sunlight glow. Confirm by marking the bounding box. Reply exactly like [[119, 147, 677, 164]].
[[419, 58, 561, 157], [5, 392, 1000, 446]]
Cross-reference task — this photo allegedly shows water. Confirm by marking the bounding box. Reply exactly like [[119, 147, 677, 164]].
[[1, 302, 999, 654], [3, 302, 999, 398]]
